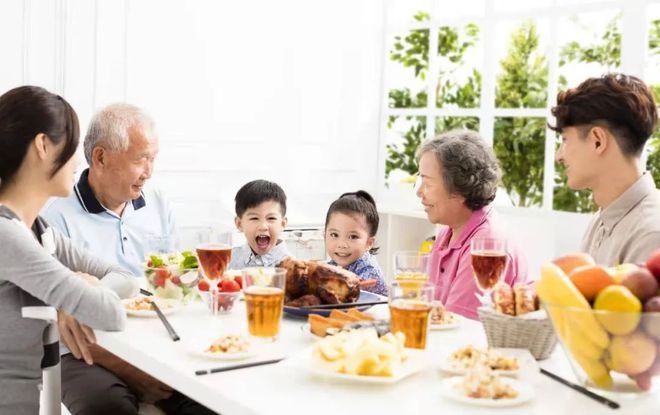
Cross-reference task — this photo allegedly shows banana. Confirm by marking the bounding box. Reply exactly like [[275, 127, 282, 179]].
[[537, 264, 610, 349], [573, 352, 613, 389]]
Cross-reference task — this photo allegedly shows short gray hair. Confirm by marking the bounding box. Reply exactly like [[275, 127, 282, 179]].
[[84, 103, 156, 164], [417, 129, 501, 211]]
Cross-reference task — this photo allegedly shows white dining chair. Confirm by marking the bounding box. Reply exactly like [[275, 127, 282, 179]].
[[22, 306, 64, 415]]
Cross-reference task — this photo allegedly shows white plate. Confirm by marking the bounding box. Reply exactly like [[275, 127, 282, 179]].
[[440, 376, 534, 407], [122, 298, 182, 318], [184, 336, 256, 361], [438, 347, 537, 377], [287, 347, 425, 384], [430, 313, 462, 330]]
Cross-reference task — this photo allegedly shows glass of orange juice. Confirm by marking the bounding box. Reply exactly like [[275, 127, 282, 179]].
[[243, 267, 286, 342], [393, 251, 430, 291], [389, 281, 434, 349]]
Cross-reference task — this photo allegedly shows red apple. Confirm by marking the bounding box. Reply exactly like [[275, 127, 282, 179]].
[[622, 269, 659, 302], [646, 249, 660, 283], [643, 296, 660, 340]]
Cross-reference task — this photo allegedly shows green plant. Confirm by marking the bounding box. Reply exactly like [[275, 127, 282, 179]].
[[493, 21, 547, 207]]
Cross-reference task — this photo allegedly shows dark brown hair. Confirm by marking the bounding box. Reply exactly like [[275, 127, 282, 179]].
[[325, 190, 379, 255], [548, 73, 657, 156], [0, 85, 79, 185], [234, 179, 287, 217]]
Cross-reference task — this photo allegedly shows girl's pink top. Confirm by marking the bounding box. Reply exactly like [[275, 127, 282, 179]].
[[428, 205, 528, 320]]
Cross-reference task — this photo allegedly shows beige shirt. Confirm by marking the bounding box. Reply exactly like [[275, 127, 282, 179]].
[[582, 173, 660, 266]]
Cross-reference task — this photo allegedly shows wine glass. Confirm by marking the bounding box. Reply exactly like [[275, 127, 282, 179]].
[[196, 231, 233, 314], [470, 237, 508, 304]]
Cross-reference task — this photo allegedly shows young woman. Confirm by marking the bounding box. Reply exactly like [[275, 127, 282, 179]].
[[0, 86, 137, 414]]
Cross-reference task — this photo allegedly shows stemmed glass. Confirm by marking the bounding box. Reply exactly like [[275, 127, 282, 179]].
[[196, 231, 233, 314], [470, 237, 508, 304]]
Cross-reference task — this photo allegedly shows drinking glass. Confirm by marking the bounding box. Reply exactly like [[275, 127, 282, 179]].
[[389, 281, 434, 349], [196, 231, 233, 287], [470, 237, 508, 303], [243, 267, 286, 342], [393, 251, 430, 291]]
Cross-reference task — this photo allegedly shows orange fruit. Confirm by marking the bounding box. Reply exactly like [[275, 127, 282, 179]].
[[553, 253, 596, 275], [569, 265, 615, 301]]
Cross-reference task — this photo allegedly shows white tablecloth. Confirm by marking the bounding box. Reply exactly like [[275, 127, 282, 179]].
[[96, 301, 660, 415]]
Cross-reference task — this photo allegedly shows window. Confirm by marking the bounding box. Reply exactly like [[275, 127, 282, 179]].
[[382, 0, 660, 212]]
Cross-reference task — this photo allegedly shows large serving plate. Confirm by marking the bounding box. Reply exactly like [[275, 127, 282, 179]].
[[287, 347, 425, 384], [283, 290, 382, 318]]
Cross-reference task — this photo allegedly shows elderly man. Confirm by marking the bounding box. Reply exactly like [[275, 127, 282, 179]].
[[42, 104, 215, 415]]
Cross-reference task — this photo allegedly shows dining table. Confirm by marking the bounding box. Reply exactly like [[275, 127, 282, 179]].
[[96, 296, 660, 415]]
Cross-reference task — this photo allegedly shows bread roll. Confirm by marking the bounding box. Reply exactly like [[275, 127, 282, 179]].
[[514, 283, 537, 315], [492, 282, 515, 316]]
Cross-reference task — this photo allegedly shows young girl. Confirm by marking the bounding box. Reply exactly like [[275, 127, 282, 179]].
[[324, 191, 387, 296]]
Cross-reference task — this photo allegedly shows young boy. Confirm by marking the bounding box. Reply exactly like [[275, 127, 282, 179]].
[[228, 179, 291, 269], [551, 73, 660, 265]]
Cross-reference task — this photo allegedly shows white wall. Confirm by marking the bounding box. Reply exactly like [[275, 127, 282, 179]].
[[0, 0, 385, 228]]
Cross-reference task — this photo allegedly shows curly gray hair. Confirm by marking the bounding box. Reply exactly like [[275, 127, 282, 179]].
[[417, 129, 501, 211], [84, 103, 156, 165]]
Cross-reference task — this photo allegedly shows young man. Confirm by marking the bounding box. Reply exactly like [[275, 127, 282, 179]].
[[551, 73, 660, 265]]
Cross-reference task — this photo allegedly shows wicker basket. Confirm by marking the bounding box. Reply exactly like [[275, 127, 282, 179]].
[[477, 306, 558, 360]]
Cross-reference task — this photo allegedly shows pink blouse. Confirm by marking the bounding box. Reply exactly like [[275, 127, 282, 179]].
[[428, 205, 528, 320]]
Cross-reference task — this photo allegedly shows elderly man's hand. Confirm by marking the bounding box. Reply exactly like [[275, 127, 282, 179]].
[[58, 310, 96, 365]]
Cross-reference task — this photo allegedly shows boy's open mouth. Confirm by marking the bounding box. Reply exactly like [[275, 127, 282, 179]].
[[334, 252, 351, 258], [255, 235, 271, 250]]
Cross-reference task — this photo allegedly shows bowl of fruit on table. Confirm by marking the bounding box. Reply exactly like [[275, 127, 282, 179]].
[[538, 250, 660, 394], [144, 251, 200, 303]]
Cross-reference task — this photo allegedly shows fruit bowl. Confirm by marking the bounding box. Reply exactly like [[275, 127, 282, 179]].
[[199, 290, 241, 315], [544, 302, 660, 394]]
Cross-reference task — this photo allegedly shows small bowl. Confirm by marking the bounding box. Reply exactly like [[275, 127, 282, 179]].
[[199, 290, 240, 315]]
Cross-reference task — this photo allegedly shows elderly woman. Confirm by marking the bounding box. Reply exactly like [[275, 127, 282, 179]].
[[0, 86, 137, 414], [416, 129, 528, 320]]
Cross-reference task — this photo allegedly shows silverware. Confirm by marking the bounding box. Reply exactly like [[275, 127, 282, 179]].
[[150, 300, 180, 342], [297, 300, 388, 310], [195, 358, 285, 376], [540, 368, 619, 409]]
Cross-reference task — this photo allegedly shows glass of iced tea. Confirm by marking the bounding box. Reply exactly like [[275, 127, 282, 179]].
[[389, 281, 434, 349], [243, 267, 286, 342], [196, 231, 232, 286], [470, 237, 508, 301]]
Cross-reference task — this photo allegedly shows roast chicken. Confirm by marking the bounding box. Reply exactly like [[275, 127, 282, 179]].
[[278, 257, 360, 305]]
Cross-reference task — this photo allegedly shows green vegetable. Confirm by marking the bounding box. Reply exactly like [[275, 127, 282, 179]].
[[150, 255, 164, 267], [181, 255, 198, 269]]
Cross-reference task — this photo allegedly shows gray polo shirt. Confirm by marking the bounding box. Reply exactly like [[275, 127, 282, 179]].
[[42, 169, 176, 276], [582, 172, 660, 266]]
